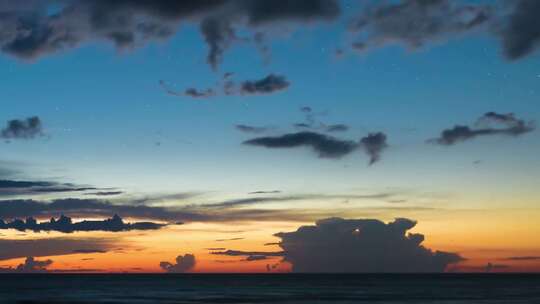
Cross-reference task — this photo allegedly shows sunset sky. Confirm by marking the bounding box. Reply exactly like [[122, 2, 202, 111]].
[[1, 0, 539, 273]]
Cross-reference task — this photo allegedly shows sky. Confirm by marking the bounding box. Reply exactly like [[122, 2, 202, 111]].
[[0, 0, 539, 273]]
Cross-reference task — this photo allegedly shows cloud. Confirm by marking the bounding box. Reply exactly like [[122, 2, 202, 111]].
[[0, 0, 340, 69], [240, 74, 290, 95], [185, 87, 215, 98], [215, 237, 244, 242], [243, 131, 358, 159], [273, 217, 464, 272], [160, 254, 196, 273], [325, 124, 349, 132], [159, 80, 215, 99], [248, 190, 281, 195], [244, 131, 389, 164], [0, 179, 105, 197], [349, 0, 491, 53], [0, 237, 115, 260], [504, 256, 540, 261], [359, 132, 388, 165], [430, 112, 534, 145], [1, 116, 43, 140], [498, 0, 540, 60], [0, 257, 53, 273], [0, 214, 164, 233], [211, 249, 284, 257], [84, 191, 124, 196], [235, 124, 269, 134]]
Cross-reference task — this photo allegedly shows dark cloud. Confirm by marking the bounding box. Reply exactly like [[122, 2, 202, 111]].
[[499, 0, 540, 60], [431, 112, 534, 145], [160, 254, 196, 273], [240, 74, 290, 95], [0, 198, 204, 222], [325, 124, 349, 132], [274, 217, 464, 272], [235, 124, 269, 134], [359, 132, 388, 165], [211, 249, 284, 257], [504, 256, 540, 261], [0, 179, 106, 197], [248, 190, 281, 195], [0, 257, 53, 273], [201, 16, 235, 70], [0, 237, 115, 260], [1, 116, 43, 140], [0, 0, 340, 68], [243, 131, 358, 159], [84, 191, 124, 196], [0, 214, 164, 233], [185, 87, 215, 98], [159, 80, 215, 99], [215, 237, 244, 242], [350, 0, 492, 53], [245, 255, 268, 261]]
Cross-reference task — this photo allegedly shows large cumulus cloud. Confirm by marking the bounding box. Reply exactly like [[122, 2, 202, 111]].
[[274, 217, 463, 272], [160, 254, 196, 273]]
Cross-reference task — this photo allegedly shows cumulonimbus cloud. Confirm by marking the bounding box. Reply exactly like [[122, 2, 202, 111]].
[[273, 217, 464, 272], [160, 254, 196, 273], [430, 112, 534, 145], [1, 116, 43, 140]]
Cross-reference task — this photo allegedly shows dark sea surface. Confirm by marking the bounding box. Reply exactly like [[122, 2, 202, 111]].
[[0, 274, 539, 304]]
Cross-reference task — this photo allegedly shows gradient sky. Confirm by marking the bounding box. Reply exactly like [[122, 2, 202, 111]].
[[0, 0, 539, 273]]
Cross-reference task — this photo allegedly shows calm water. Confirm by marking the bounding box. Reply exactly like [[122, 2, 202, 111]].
[[0, 274, 539, 303]]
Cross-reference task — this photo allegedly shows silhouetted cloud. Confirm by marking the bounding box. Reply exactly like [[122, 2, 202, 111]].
[[160, 254, 196, 273], [211, 249, 284, 257], [325, 124, 349, 132], [159, 80, 214, 99], [244, 131, 358, 159], [350, 0, 491, 54], [498, 0, 540, 60], [185, 87, 215, 98], [0, 238, 115, 260], [235, 124, 269, 134], [430, 112, 534, 145], [1, 116, 43, 140], [215, 237, 244, 242], [248, 190, 281, 195], [0, 214, 164, 233], [0, 179, 106, 197], [85, 191, 124, 196], [0, 0, 340, 69], [359, 132, 388, 165], [244, 131, 388, 164], [504, 256, 540, 261], [0, 257, 53, 273], [240, 74, 290, 95], [273, 217, 463, 272]]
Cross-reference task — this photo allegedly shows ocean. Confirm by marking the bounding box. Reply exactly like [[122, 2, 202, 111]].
[[0, 274, 539, 303]]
